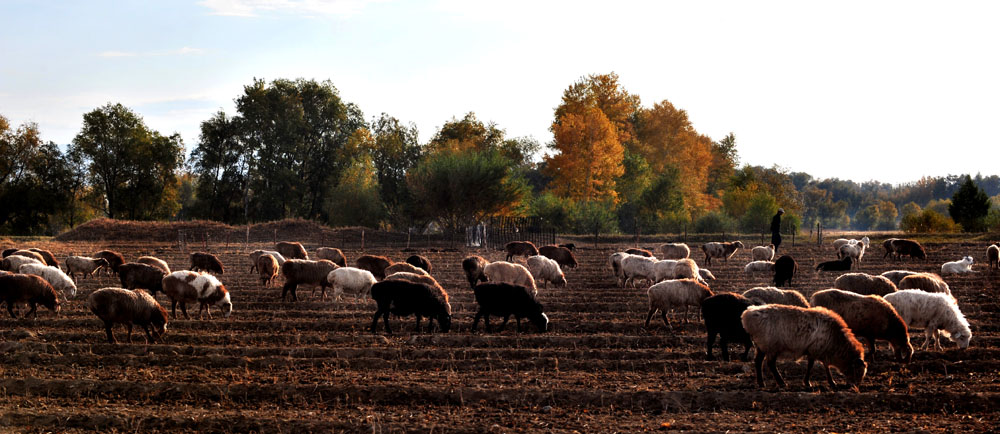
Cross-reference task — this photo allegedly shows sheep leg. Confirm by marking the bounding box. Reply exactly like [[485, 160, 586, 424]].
[[767, 355, 785, 388], [740, 341, 752, 362], [180, 303, 190, 320], [142, 324, 154, 344], [705, 330, 717, 361], [515, 317, 523, 333], [382, 311, 392, 334], [414, 315, 422, 333], [370, 309, 383, 333], [719, 335, 731, 362], [171, 300, 178, 319], [484, 314, 493, 333], [500, 315, 510, 331], [126, 323, 133, 344], [660, 311, 671, 330], [823, 363, 837, 388], [682, 306, 689, 324], [104, 321, 117, 344], [864, 337, 876, 362], [804, 357, 815, 388], [6, 303, 16, 319], [471, 310, 483, 332], [644, 308, 656, 328], [27, 302, 38, 319], [754, 351, 766, 387]]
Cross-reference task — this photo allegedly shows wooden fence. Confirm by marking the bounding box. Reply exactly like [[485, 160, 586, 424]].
[[476, 216, 556, 250]]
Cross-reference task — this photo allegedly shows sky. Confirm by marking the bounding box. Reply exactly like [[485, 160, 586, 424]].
[[2, 0, 998, 185]]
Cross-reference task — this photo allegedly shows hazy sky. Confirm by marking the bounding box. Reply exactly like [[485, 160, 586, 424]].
[[2, 0, 998, 185]]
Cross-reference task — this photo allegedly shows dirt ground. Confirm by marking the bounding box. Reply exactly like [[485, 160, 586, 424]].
[[1, 237, 998, 432]]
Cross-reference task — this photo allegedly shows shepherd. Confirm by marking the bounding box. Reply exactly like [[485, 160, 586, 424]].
[[771, 208, 784, 255]]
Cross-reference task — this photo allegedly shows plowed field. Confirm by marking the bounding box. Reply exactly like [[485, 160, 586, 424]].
[[2, 239, 998, 432]]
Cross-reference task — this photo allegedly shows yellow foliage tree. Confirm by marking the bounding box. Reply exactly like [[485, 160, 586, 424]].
[[554, 73, 640, 146], [635, 101, 717, 213], [545, 106, 624, 202]]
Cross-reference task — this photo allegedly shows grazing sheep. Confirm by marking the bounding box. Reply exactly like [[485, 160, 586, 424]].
[[941, 256, 975, 275], [744, 261, 775, 273], [136, 256, 170, 274], [117, 263, 166, 296], [316, 247, 347, 267], [19, 263, 77, 300], [161, 271, 232, 319], [483, 261, 538, 296], [64, 256, 110, 282], [674, 258, 701, 281], [275, 241, 309, 260], [538, 245, 579, 269], [880, 270, 920, 287], [742, 287, 809, 308], [280, 259, 338, 301], [651, 259, 678, 283], [816, 256, 853, 272], [472, 282, 549, 333], [2, 255, 42, 272], [658, 243, 691, 260], [884, 290, 971, 350], [625, 248, 654, 257], [11, 250, 45, 263], [645, 279, 713, 329], [504, 241, 539, 262], [356, 255, 392, 280], [833, 273, 898, 296], [327, 267, 377, 301], [832, 238, 856, 251], [405, 255, 432, 272], [701, 241, 744, 266], [256, 254, 279, 287], [189, 252, 224, 274], [987, 244, 999, 271], [621, 254, 659, 288], [88, 287, 168, 344], [462, 255, 489, 289], [369, 280, 451, 334], [751, 244, 775, 262], [890, 239, 926, 260], [609, 252, 629, 287], [27, 248, 58, 267], [773, 255, 797, 287], [95, 250, 126, 276], [699, 268, 716, 281], [702, 292, 756, 361], [838, 242, 866, 267], [527, 255, 566, 288], [248, 250, 286, 273], [882, 238, 899, 259], [741, 305, 867, 388], [0, 274, 60, 318], [384, 262, 428, 276], [898, 273, 951, 296], [384, 272, 446, 295], [810, 289, 913, 362], [558, 243, 576, 251]]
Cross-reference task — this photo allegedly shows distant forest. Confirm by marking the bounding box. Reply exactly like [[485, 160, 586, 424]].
[[3, 73, 999, 236]]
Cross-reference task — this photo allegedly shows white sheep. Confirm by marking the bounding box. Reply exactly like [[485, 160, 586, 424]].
[[326, 267, 377, 301], [483, 261, 538, 296], [898, 273, 951, 296], [838, 242, 866, 268], [608, 252, 630, 287], [884, 290, 971, 351], [2, 255, 42, 272], [744, 260, 775, 273], [644, 279, 713, 329], [751, 244, 775, 261], [19, 263, 77, 300], [701, 241, 744, 266], [621, 254, 659, 288], [941, 256, 975, 275], [527, 255, 566, 288], [651, 259, 678, 282], [833, 236, 869, 251], [698, 268, 716, 281], [658, 243, 691, 260]]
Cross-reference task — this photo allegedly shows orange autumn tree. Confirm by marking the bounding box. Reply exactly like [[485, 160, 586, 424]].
[[545, 106, 624, 202], [554, 73, 640, 147]]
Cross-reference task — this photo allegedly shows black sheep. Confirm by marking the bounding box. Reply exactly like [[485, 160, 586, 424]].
[[405, 255, 432, 273], [370, 280, 451, 334], [816, 255, 853, 272], [118, 262, 167, 296], [773, 255, 797, 287], [472, 283, 549, 333], [702, 293, 756, 361], [890, 239, 926, 260], [462, 255, 488, 289]]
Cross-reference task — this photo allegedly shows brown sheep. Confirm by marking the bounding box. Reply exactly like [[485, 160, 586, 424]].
[[276, 241, 309, 260], [504, 241, 539, 262], [384, 262, 428, 276], [538, 245, 579, 269], [890, 239, 926, 260], [189, 252, 224, 274], [385, 271, 445, 294], [625, 248, 654, 257], [95, 250, 126, 276], [810, 289, 913, 363], [27, 248, 59, 267], [64, 256, 110, 282], [880, 270, 920, 287], [257, 255, 279, 287], [356, 255, 392, 280], [882, 238, 899, 259], [88, 287, 168, 344], [162, 271, 232, 319], [11, 250, 46, 263], [405, 255, 432, 273], [136, 256, 170, 274], [463, 255, 489, 289], [701, 241, 744, 266], [833, 273, 898, 297], [741, 305, 867, 389], [316, 247, 346, 267], [280, 259, 338, 301], [742, 287, 809, 308], [0, 274, 60, 318], [987, 244, 999, 271], [898, 273, 951, 295], [118, 263, 167, 296]]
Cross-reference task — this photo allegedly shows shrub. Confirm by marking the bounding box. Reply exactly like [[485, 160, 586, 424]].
[[694, 211, 737, 233], [901, 209, 961, 233]]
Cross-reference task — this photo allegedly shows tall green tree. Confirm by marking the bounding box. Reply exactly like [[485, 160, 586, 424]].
[[69, 103, 184, 220], [0, 116, 76, 234], [949, 175, 992, 232], [366, 113, 422, 226]]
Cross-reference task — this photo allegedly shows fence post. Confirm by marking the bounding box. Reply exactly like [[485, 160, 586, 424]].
[[361, 230, 365, 252], [792, 224, 796, 246]]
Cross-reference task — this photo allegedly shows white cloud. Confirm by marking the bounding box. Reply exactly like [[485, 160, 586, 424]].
[[98, 51, 137, 58], [97, 47, 206, 58], [198, 0, 383, 17]]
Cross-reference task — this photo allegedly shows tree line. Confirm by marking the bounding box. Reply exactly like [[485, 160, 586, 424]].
[[2, 74, 999, 236]]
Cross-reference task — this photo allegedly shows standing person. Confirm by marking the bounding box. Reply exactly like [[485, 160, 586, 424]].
[[771, 208, 784, 255]]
